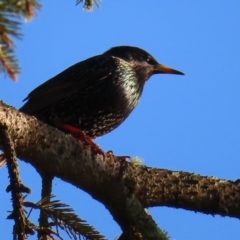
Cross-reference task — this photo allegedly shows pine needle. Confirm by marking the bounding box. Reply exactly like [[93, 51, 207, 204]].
[[76, 0, 100, 10], [24, 195, 106, 240]]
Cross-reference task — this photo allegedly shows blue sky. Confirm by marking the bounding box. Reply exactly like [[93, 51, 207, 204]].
[[1, 1, 240, 239]]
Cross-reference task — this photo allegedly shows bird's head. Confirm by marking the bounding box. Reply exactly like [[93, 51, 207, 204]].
[[104, 46, 184, 81]]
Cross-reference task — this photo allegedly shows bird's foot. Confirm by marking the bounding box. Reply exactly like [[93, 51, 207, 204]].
[[53, 122, 103, 154], [106, 150, 130, 161]]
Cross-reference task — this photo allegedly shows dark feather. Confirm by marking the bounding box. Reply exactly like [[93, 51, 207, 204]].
[[19, 46, 183, 138], [20, 55, 118, 115]]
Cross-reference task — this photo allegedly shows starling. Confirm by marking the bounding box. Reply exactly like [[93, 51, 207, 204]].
[[20, 46, 184, 151]]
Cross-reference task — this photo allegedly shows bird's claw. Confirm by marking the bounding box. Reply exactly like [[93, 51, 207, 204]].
[[106, 150, 130, 161]]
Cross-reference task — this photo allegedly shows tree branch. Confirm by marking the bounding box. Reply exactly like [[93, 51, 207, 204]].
[[1, 100, 240, 239]]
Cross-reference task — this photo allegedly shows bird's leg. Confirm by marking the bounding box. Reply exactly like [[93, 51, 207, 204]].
[[53, 121, 104, 154]]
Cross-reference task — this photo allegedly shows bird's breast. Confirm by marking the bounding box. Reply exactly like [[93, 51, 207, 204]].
[[114, 61, 144, 110]]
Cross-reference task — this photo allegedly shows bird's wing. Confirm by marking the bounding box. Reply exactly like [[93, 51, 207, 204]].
[[20, 55, 118, 114]]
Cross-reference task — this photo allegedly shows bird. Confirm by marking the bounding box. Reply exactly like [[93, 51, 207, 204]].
[[19, 46, 184, 152]]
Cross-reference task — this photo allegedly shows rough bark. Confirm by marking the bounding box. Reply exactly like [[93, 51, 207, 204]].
[[1, 100, 240, 239]]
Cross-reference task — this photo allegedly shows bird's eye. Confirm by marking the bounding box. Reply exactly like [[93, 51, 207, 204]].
[[146, 57, 155, 64]]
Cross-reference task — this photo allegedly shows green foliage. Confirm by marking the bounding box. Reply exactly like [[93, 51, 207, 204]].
[[0, 1, 101, 80], [0, 0, 40, 80], [24, 196, 106, 240], [76, 0, 100, 10]]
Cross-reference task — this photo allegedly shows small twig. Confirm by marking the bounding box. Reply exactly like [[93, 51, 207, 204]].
[[0, 123, 31, 239], [38, 174, 53, 239]]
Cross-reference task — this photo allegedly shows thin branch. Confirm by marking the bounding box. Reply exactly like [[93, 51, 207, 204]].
[[38, 175, 54, 239], [0, 122, 29, 240]]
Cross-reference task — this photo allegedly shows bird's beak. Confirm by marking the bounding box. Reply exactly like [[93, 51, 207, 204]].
[[154, 64, 184, 75]]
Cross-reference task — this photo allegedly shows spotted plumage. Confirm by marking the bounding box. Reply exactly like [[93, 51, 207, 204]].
[[20, 46, 184, 139]]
